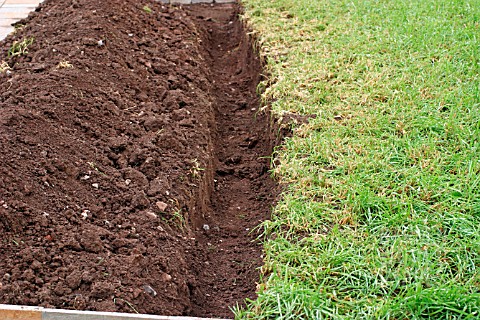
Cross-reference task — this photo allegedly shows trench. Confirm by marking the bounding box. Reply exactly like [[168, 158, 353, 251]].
[[185, 4, 277, 318]]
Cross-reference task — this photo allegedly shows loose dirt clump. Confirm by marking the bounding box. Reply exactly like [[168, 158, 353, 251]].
[[0, 0, 276, 318]]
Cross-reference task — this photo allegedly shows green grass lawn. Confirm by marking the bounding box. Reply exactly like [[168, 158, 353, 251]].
[[239, 0, 480, 318]]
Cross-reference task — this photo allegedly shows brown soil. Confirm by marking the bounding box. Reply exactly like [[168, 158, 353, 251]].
[[0, 0, 276, 318]]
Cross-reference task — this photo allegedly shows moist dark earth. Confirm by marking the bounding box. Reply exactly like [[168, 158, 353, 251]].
[[0, 0, 278, 317]]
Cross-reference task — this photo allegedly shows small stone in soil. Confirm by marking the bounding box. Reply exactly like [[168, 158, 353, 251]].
[[156, 201, 168, 211], [143, 284, 157, 297], [161, 273, 172, 282], [145, 211, 157, 219], [81, 210, 89, 219]]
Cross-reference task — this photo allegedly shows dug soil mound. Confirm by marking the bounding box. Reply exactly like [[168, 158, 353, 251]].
[[0, 0, 276, 317]]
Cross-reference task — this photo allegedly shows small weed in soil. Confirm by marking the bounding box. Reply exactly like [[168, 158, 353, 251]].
[[143, 5, 153, 14], [56, 60, 73, 69], [8, 37, 34, 58], [0, 61, 10, 73]]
